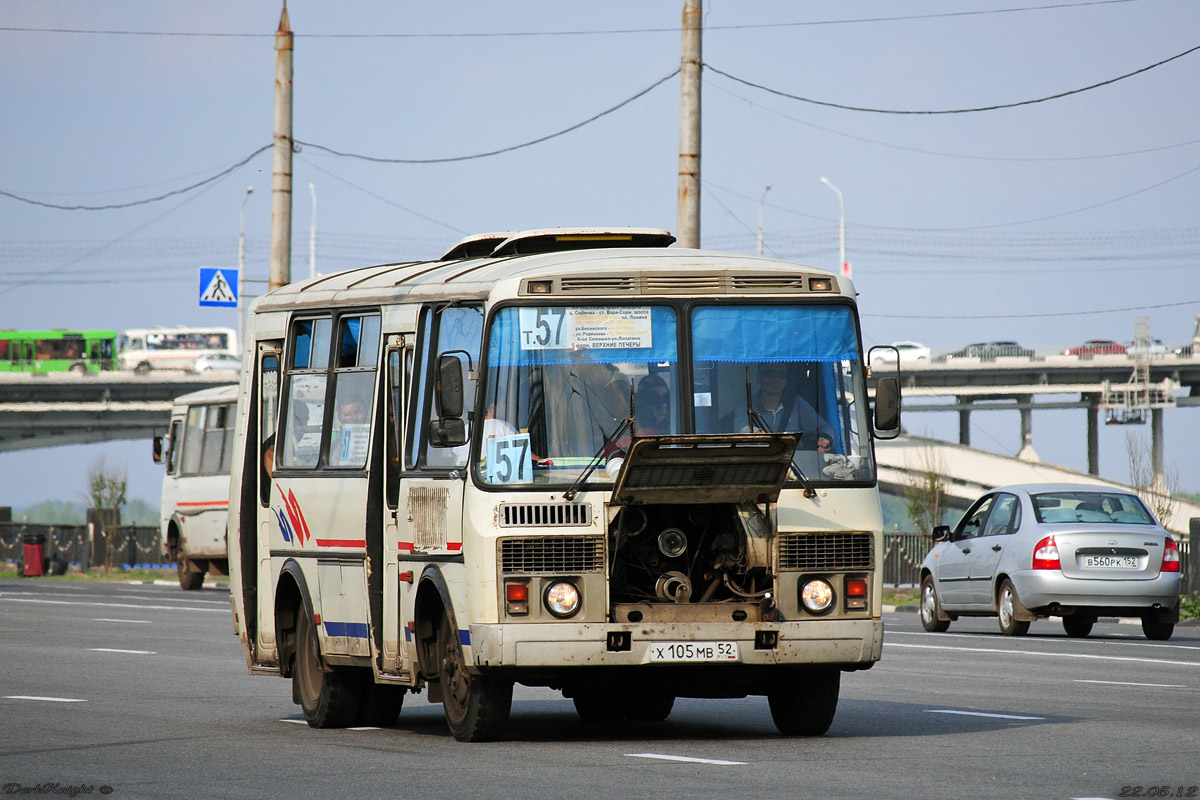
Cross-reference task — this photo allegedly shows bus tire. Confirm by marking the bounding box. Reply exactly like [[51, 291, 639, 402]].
[[177, 558, 204, 591], [626, 690, 674, 721], [437, 613, 511, 742], [355, 679, 405, 727], [295, 610, 362, 728], [572, 689, 628, 723], [768, 667, 840, 736], [134, 361, 151, 375], [70, 362, 88, 375]]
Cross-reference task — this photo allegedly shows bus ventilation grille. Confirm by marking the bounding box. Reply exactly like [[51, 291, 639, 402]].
[[499, 535, 606, 574], [778, 531, 874, 571], [499, 502, 591, 528]]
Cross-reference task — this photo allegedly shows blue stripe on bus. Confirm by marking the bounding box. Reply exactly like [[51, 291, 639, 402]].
[[323, 621, 370, 639], [460, 628, 470, 646]]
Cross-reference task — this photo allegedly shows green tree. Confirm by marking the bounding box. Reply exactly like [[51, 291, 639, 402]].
[[902, 443, 948, 535]]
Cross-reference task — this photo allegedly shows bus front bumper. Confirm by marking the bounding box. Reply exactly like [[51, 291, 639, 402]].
[[468, 618, 883, 670]]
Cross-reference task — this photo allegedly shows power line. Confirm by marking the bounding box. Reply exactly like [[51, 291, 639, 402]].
[[296, 69, 678, 164], [0, 145, 272, 211], [704, 43, 1200, 115], [0, 2, 1141, 39]]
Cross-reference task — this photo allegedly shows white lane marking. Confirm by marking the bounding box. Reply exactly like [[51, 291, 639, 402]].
[[94, 618, 152, 624], [0, 597, 223, 613], [89, 648, 155, 655], [626, 753, 747, 766], [4, 695, 87, 703], [281, 719, 308, 725], [888, 629, 1200, 652], [1074, 679, 1187, 688], [887, 641, 1198, 668], [928, 709, 1045, 721]]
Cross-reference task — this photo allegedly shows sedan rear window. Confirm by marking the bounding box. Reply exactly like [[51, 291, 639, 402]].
[[1031, 491, 1154, 524]]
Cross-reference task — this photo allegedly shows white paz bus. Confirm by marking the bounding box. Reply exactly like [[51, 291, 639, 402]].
[[227, 228, 901, 741], [119, 326, 237, 374], [154, 384, 238, 589]]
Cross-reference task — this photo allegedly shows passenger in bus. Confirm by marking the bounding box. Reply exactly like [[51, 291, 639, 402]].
[[262, 433, 276, 480], [635, 374, 671, 436], [741, 362, 833, 451]]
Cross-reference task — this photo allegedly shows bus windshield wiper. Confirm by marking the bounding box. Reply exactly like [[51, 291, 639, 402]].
[[564, 416, 634, 501]]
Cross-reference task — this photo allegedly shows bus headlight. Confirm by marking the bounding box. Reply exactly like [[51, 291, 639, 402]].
[[800, 578, 835, 614], [544, 580, 581, 618]]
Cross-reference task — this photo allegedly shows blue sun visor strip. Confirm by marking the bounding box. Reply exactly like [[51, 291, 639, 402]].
[[691, 305, 859, 363]]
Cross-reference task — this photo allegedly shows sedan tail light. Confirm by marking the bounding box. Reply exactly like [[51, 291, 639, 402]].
[[1032, 535, 1061, 570], [1161, 537, 1180, 573]]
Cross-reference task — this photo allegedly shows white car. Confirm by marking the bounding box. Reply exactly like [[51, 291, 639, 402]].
[[874, 341, 931, 364], [193, 353, 242, 373]]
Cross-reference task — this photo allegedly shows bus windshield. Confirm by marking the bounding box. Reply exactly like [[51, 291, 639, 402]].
[[477, 302, 874, 487]]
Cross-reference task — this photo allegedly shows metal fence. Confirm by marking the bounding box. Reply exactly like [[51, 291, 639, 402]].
[[1, 522, 163, 569]]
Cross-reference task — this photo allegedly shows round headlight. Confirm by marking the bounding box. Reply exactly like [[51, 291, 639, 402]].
[[544, 580, 582, 618], [800, 578, 835, 614]]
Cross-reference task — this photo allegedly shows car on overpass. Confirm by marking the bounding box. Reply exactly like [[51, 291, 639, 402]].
[[918, 483, 1181, 640], [943, 341, 1035, 360], [872, 341, 931, 365], [1063, 339, 1126, 356]]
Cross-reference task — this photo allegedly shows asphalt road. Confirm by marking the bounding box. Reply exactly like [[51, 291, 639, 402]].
[[2, 578, 1197, 800]]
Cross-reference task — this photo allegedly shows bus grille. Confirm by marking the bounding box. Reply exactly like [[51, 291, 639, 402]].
[[499, 536, 606, 574], [778, 531, 874, 571], [499, 502, 592, 528]]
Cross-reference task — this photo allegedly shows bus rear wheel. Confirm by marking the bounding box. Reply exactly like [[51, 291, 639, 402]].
[[294, 609, 363, 728], [177, 558, 204, 591], [437, 613, 511, 742], [768, 667, 840, 736]]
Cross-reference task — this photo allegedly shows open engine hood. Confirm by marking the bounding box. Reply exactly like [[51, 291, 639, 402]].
[[608, 433, 799, 506]]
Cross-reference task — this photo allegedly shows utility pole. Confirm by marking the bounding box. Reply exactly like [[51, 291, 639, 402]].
[[676, 0, 702, 249], [237, 185, 254, 347], [269, 2, 293, 292], [756, 185, 770, 256]]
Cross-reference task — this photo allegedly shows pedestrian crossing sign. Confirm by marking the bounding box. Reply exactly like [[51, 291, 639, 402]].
[[199, 267, 238, 308]]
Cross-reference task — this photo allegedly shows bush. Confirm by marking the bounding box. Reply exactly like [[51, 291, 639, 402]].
[[1181, 591, 1200, 621]]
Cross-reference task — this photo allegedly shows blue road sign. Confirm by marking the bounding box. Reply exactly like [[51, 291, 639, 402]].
[[199, 267, 238, 308]]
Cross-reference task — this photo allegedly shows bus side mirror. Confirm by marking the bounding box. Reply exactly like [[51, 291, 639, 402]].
[[152, 435, 166, 464], [873, 376, 901, 436], [430, 354, 467, 447]]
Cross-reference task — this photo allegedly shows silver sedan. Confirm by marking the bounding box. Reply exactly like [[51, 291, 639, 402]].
[[919, 483, 1181, 639]]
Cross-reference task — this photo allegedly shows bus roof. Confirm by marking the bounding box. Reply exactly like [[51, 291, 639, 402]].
[[170, 383, 240, 407], [253, 230, 845, 315]]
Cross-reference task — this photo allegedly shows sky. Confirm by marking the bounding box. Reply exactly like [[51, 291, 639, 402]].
[[2, 0, 1199, 509]]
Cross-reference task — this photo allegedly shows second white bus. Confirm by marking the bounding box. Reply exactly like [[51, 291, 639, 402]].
[[153, 384, 240, 589]]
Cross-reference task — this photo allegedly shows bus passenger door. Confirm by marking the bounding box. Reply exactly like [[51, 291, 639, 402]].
[[255, 345, 281, 662], [380, 337, 414, 679]]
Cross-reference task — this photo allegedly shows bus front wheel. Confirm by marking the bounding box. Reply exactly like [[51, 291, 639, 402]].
[[437, 613, 511, 742], [294, 609, 363, 728], [768, 667, 840, 736]]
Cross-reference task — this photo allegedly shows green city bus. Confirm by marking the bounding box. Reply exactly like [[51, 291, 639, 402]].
[[0, 329, 118, 374]]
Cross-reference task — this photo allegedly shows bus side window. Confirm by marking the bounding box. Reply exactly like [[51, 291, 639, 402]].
[[328, 313, 380, 468], [385, 344, 409, 507], [421, 305, 482, 469], [280, 317, 331, 469], [166, 419, 182, 475], [181, 407, 204, 475], [258, 349, 281, 503]]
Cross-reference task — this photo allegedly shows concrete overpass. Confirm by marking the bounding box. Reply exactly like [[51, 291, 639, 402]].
[[876, 434, 1200, 536]]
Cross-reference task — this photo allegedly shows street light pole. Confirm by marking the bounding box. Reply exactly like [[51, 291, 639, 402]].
[[237, 185, 254, 349], [756, 184, 771, 256], [819, 176, 847, 278]]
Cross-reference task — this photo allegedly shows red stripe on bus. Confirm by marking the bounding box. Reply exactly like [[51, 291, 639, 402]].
[[315, 539, 366, 548], [447, 542, 462, 551], [177, 501, 228, 507]]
